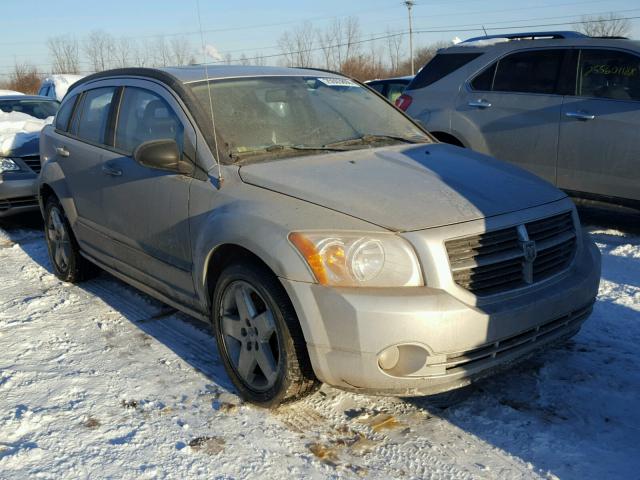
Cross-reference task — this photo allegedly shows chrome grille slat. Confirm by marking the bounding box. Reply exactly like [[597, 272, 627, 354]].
[[21, 156, 41, 174], [445, 211, 577, 296], [435, 303, 593, 372], [0, 196, 38, 211]]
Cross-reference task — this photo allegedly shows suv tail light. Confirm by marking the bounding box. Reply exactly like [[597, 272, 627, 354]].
[[395, 94, 413, 111]]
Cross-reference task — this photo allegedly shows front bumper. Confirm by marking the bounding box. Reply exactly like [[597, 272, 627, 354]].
[[281, 231, 601, 396], [0, 173, 39, 218]]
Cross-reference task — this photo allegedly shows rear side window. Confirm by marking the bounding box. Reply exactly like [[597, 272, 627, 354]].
[[114, 87, 184, 155], [578, 49, 640, 101], [39, 85, 50, 97], [368, 83, 385, 94], [410, 53, 483, 90], [493, 49, 565, 95], [75, 87, 117, 145], [55, 95, 78, 132], [470, 63, 497, 91]]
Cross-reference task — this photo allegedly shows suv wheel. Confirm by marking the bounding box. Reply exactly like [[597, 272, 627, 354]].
[[44, 198, 96, 283], [212, 261, 317, 407]]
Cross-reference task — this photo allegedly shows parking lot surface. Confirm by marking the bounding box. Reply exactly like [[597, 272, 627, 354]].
[[1, 214, 638, 479]]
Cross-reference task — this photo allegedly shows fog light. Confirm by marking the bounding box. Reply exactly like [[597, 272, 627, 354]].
[[378, 346, 400, 371]]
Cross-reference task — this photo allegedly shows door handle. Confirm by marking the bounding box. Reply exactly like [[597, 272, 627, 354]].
[[565, 111, 596, 121], [55, 146, 70, 158], [468, 99, 492, 109], [101, 164, 123, 177]]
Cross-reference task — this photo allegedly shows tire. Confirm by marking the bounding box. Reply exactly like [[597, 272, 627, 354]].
[[212, 260, 318, 407], [44, 197, 97, 283]]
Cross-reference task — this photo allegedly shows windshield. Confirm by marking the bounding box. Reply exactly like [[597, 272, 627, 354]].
[[0, 99, 60, 120], [188, 76, 431, 162]]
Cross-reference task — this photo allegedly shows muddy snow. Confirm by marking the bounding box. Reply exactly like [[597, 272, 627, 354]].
[[0, 216, 638, 479]]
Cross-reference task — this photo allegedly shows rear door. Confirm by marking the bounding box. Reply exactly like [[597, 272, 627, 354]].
[[50, 86, 118, 251], [557, 48, 640, 202], [99, 80, 197, 305], [454, 49, 569, 183]]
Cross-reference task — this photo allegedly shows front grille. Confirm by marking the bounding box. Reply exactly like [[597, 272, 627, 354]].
[[434, 302, 593, 374], [0, 196, 39, 211], [445, 211, 577, 296], [20, 156, 41, 174]]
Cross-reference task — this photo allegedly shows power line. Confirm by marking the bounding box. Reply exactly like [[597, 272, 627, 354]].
[[0, 13, 638, 76]]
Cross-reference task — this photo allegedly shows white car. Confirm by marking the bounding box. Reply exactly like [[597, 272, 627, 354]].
[[38, 75, 85, 101]]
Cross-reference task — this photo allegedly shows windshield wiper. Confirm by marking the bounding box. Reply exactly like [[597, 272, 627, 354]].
[[324, 134, 427, 148], [231, 143, 348, 160]]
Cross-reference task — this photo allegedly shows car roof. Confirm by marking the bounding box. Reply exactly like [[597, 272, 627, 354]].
[[366, 75, 414, 83], [442, 36, 640, 55], [0, 94, 58, 101], [160, 65, 345, 84]]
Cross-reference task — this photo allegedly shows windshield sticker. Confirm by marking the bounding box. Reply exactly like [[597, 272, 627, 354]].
[[317, 77, 360, 87]]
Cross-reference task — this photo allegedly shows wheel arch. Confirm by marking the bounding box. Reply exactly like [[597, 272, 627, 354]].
[[430, 131, 466, 148]]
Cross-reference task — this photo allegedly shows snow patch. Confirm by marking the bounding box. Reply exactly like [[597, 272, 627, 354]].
[[0, 110, 52, 155]]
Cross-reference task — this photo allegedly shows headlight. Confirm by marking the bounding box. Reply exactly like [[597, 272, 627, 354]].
[[0, 158, 20, 173], [289, 231, 423, 287]]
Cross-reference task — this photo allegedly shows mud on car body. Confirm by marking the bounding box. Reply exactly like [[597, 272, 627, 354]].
[[38, 66, 600, 406]]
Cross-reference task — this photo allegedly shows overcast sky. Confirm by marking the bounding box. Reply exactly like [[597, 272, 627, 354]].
[[1, 0, 638, 75]]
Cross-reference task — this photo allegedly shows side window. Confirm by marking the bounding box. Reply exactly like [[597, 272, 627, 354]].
[[39, 85, 50, 97], [493, 50, 565, 95], [114, 87, 184, 155], [55, 94, 78, 132], [470, 62, 497, 91], [75, 87, 117, 145], [410, 53, 483, 90], [368, 83, 385, 94], [578, 49, 640, 101]]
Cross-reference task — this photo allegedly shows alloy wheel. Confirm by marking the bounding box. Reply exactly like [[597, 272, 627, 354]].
[[47, 206, 71, 273], [219, 280, 282, 392]]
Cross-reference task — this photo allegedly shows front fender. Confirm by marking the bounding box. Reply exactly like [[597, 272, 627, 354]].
[[38, 161, 79, 227]]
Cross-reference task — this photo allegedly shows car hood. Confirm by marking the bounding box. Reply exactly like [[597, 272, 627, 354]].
[[238, 143, 566, 231], [4, 136, 39, 157]]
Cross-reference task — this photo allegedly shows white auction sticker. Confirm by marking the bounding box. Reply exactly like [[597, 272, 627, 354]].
[[317, 77, 360, 87]]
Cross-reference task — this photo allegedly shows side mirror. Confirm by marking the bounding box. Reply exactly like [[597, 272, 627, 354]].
[[133, 139, 192, 174]]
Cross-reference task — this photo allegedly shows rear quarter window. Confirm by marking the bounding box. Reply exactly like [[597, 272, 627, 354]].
[[409, 52, 483, 90]]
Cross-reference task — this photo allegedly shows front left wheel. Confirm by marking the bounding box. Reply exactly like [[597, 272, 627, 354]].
[[212, 261, 318, 407]]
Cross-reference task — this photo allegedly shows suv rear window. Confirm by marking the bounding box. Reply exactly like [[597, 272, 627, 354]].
[[409, 52, 483, 90], [578, 49, 640, 101], [492, 49, 565, 95]]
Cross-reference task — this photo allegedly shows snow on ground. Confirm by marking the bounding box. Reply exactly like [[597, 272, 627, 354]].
[[0, 110, 52, 155], [0, 216, 638, 479]]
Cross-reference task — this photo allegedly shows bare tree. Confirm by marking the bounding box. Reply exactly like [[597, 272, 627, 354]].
[[575, 13, 631, 38], [47, 35, 81, 74], [278, 21, 315, 67], [317, 23, 339, 69], [152, 36, 172, 67], [386, 30, 404, 73], [342, 17, 361, 61], [84, 30, 116, 72], [253, 52, 266, 66], [170, 37, 196, 65], [113, 37, 132, 68]]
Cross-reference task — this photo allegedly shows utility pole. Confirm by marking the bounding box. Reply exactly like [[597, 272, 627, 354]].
[[404, 0, 416, 75]]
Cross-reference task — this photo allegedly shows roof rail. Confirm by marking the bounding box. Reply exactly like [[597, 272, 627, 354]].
[[462, 31, 587, 43]]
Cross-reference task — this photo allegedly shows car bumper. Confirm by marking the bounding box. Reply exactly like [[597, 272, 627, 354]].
[[0, 174, 39, 218], [281, 232, 601, 396]]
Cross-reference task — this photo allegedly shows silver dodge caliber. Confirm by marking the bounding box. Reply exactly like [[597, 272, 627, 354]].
[[38, 66, 601, 407]]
